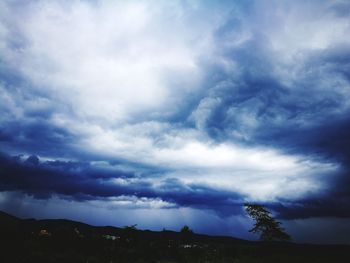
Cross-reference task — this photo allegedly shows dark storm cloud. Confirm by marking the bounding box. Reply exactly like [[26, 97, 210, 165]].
[[0, 77, 78, 158], [0, 153, 145, 199], [156, 178, 244, 216], [2, 151, 349, 220], [191, 15, 350, 162], [184, 8, 350, 221], [0, 153, 245, 214], [0, 119, 76, 157], [271, 195, 350, 220], [195, 42, 350, 156]]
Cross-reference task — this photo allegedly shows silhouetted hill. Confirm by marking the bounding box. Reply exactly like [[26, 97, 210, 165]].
[[0, 210, 248, 244], [0, 210, 21, 235], [0, 210, 349, 263], [0, 210, 19, 225]]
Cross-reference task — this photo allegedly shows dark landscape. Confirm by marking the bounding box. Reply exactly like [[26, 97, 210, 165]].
[[1, 210, 349, 263]]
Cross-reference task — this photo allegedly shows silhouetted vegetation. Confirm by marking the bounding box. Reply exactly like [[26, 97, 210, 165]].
[[1, 210, 348, 263], [180, 225, 194, 243], [245, 203, 291, 241]]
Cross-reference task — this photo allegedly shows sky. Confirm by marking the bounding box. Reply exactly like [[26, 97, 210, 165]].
[[0, 0, 350, 244]]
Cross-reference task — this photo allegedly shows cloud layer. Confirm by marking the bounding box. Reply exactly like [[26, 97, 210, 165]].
[[1, 0, 350, 243]]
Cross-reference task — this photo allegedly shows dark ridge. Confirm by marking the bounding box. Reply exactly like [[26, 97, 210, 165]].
[[0, 210, 248, 244], [1, 210, 349, 263]]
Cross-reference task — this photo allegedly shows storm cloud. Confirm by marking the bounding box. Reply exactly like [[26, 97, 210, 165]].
[[1, 0, 350, 243]]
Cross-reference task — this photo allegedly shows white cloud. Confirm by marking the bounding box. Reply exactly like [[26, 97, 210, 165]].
[[1, 0, 220, 122], [0, 0, 344, 204], [61, 116, 339, 201], [251, 0, 350, 100]]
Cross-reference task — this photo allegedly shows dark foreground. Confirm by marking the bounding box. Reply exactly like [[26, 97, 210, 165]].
[[0, 211, 349, 263]]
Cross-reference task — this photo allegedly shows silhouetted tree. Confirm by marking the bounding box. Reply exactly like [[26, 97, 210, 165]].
[[244, 204, 291, 241], [180, 225, 194, 243]]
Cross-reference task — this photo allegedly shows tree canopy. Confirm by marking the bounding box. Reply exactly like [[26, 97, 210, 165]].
[[244, 204, 291, 242], [180, 225, 194, 243]]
